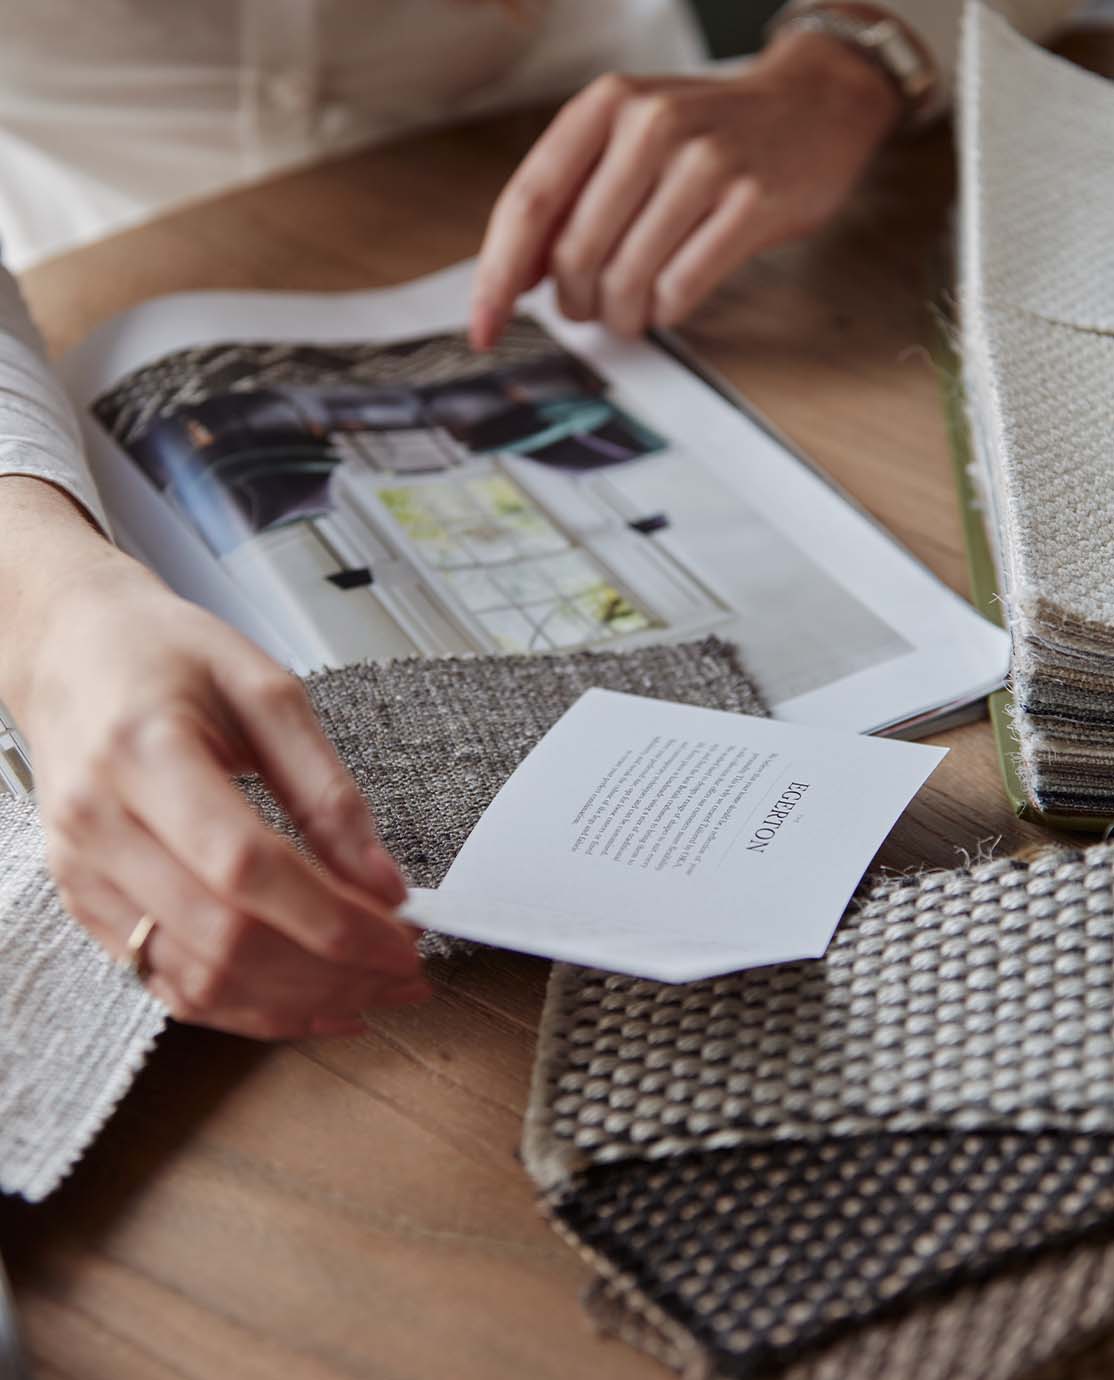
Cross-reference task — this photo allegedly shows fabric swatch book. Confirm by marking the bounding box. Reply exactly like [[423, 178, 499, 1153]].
[[959, 4, 1114, 828], [0, 259, 1007, 802]]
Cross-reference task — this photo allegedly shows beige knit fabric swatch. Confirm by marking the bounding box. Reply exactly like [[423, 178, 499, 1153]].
[[525, 846, 1114, 1195], [962, 6, 1114, 331], [960, 4, 1114, 817]]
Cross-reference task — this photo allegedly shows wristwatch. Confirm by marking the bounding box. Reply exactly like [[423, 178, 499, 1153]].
[[767, 4, 939, 129]]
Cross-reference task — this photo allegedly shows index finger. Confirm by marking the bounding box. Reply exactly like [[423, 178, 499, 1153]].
[[115, 712, 421, 978], [222, 664, 407, 908], [470, 74, 637, 348]]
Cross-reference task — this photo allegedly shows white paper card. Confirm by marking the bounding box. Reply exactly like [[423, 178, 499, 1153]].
[[404, 690, 945, 981]]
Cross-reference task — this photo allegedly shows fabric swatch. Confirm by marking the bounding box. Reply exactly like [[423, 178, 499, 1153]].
[[526, 848, 1114, 1195], [0, 796, 166, 1202], [960, 5, 1114, 818], [0, 638, 762, 1201], [585, 1238, 1114, 1380], [523, 841, 1114, 1377]]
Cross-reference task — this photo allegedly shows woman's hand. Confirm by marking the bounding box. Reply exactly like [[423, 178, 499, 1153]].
[[2, 480, 429, 1041], [471, 26, 902, 345]]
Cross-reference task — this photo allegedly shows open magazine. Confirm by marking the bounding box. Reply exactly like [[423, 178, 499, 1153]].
[[0, 262, 1006, 797]]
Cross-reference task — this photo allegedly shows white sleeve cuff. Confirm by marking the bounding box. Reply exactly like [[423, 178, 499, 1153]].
[[0, 264, 111, 537]]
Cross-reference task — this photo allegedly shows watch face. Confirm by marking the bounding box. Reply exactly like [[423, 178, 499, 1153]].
[[848, 17, 934, 107], [864, 20, 896, 44]]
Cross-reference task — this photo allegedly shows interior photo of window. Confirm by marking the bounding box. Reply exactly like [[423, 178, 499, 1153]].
[[92, 320, 734, 664]]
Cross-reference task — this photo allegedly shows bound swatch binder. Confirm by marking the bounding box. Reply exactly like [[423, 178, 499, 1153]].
[[957, 2, 1114, 830]]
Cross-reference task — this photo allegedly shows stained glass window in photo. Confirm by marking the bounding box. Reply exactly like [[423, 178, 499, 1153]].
[[378, 474, 655, 652]]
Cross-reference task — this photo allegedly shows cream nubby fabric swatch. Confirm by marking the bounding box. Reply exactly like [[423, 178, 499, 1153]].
[[960, 4, 1114, 816], [0, 797, 166, 1202]]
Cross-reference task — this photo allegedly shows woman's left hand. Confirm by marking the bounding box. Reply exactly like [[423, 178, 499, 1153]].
[[471, 26, 902, 345]]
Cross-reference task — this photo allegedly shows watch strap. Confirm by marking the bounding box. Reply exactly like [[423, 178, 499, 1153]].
[[768, 4, 940, 129]]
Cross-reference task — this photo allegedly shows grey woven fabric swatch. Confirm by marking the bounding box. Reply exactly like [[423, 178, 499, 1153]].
[[288, 638, 767, 899], [0, 797, 166, 1202], [524, 842, 1114, 1378], [0, 638, 761, 1202]]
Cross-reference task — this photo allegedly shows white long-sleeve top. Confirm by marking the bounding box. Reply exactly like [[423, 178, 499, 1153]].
[[0, 0, 702, 533], [0, 266, 108, 532], [0, 0, 1082, 534]]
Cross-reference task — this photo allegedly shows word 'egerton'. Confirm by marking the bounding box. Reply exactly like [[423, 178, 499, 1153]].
[[746, 782, 811, 852]]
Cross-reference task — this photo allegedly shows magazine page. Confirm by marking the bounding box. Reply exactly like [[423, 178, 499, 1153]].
[[59, 261, 1008, 734]]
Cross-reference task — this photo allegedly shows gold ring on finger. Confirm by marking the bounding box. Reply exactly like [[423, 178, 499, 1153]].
[[121, 913, 157, 981]]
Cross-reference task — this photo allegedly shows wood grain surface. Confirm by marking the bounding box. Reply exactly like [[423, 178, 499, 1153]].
[[0, 89, 1073, 1380]]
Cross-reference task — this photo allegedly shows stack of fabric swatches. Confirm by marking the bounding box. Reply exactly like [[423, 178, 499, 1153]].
[[961, 4, 1114, 819], [10, 638, 1114, 1375], [524, 837, 1114, 1380]]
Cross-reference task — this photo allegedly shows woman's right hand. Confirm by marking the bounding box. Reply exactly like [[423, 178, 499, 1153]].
[[471, 22, 903, 345], [3, 480, 429, 1040]]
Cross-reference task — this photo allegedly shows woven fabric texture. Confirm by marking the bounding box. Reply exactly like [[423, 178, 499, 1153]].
[[980, 306, 1114, 815], [524, 840, 1114, 1376], [284, 640, 766, 900], [1028, 1328, 1114, 1380], [585, 1237, 1114, 1380], [525, 848, 1114, 1193], [0, 796, 166, 1202], [960, 5, 1114, 816], [962, 6, 1114, 332], [552, 1135, 1114, 1379], [0, 639, 761, 1202]]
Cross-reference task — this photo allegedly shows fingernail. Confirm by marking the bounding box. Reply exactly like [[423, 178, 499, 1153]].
[[365, 844, 408, 907]]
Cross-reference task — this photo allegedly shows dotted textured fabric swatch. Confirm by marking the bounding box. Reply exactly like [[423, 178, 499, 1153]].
[[554, 1135, 1114, 1380], [585, 1236, 1114, 1380], [0, 638, 761, 1201], [524, 842, 1114, 1378], [960, 7, 1114, 817], [525, 851, 1114, 1193]]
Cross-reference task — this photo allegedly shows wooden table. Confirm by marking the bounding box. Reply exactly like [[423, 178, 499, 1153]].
[[0, 84, 1082, 1380]]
